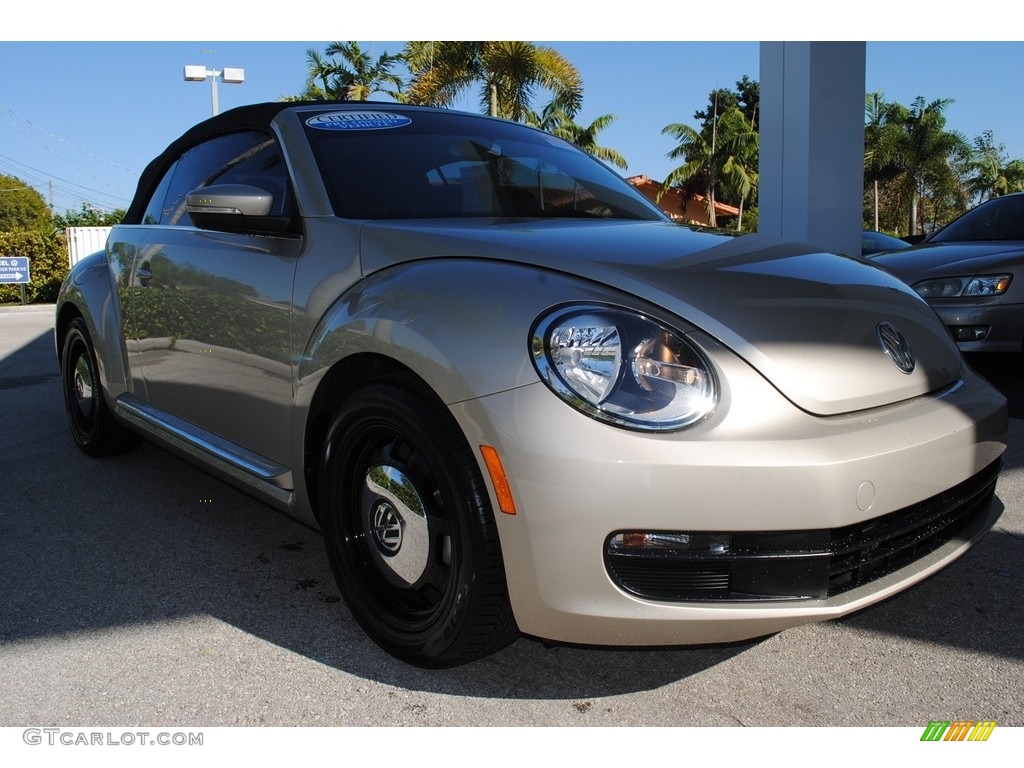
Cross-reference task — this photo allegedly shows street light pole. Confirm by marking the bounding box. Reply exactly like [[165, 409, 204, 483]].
[[183, 65, 245, 116]]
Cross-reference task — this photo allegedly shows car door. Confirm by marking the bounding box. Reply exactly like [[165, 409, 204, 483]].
[[120, 131, 302, 467]]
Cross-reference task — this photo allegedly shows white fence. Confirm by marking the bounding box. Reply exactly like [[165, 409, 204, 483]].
[[66, 227, 112, 268]]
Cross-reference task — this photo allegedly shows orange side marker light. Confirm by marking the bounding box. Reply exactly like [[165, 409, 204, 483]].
[[479, 445, 517, 515]]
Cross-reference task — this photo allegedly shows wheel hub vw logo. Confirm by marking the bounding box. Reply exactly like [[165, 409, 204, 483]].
[[371, 501, 403, 554], [877, 322, 915, 374]]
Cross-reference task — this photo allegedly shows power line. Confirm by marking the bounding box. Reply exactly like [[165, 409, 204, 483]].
[[0, 105, 136, 203], [0, 103, 137, 174], [0, 152, 132, 208]]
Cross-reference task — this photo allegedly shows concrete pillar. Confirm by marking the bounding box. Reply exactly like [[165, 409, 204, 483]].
[[758, 42, 866, 256]]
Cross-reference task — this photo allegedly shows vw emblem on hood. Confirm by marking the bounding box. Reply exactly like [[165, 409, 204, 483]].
[[877, 322, 915, 374]]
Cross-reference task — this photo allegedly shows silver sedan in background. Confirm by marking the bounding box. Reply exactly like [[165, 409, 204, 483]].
[[871, 192, 1024, 352]]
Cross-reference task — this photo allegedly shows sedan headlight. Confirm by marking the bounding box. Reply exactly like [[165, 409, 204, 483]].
[[531, 305, 717, 431], [914, 274, 1012, 298]]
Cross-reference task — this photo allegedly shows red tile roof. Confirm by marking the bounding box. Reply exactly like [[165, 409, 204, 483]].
[[627, 175, 740, 218]]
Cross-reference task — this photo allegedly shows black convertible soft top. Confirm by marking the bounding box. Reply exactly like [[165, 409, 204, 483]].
[[122, 101, 319, 225], [122, 100, 458, 224]]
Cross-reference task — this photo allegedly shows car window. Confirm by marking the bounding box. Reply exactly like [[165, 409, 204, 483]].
[[212, 140, 296, 220], [862, 230, 909, 254], [141, 160, 177, 225], [152, 132, 294, 227], [303, 110, 663, 221], [931, 194, 1024, 242]]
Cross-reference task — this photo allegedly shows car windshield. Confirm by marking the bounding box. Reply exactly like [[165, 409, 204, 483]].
[[302, 108, 664, 221], [930, 194, 1024, 242]]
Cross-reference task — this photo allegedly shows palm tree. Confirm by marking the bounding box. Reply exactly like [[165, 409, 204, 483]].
[[293, 41, 404, 102], [721, 146, 758, 231], [404, 41, 582, 122], [660, 105, 758, 227], [993, 159, 1024, 197], [300, 47, 335, 100], [967, 130, 1024, 202], [886, 97, 969, 235], [864, 92, 905, 231], [571, 114, 628, 170], [526, 100, 627, 169]]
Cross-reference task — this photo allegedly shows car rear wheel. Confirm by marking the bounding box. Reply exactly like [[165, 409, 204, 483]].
[[320, 377, 517, 667], [61, 318, 140, 457]]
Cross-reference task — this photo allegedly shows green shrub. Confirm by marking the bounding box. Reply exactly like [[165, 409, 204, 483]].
[[0, 230, 69, 304]]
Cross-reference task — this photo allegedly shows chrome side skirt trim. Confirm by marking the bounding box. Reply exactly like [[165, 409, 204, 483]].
[[115, 394, 293, 506]]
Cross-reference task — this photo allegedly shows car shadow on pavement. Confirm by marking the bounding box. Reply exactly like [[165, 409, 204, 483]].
[[1, 322, 754, 699], [832, 523, 1023, 657], [3, 328, 1022, 702]]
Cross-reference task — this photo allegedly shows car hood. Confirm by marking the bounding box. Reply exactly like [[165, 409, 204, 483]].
[[360, 219, 963, 416], [872, 240, 1024, 281]]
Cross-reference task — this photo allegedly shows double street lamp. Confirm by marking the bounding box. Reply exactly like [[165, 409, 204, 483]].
[[183, 65, 245, 116]]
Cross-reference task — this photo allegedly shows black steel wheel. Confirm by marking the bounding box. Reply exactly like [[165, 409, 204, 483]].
[[320, 377, 517, 667], [61, 318, 140, 457]]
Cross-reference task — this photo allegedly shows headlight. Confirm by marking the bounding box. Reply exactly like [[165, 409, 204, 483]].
[[914, 274, 1011, 298], [531, 305, 717, 431]]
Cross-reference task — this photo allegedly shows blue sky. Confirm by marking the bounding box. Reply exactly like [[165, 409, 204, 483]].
[[2, 26, 1022, 215]]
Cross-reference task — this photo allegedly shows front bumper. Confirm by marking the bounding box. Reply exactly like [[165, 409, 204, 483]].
[[604, 458, 1000, 602], [452, 335, 1007, 646], [929, 299, 1024, 352]]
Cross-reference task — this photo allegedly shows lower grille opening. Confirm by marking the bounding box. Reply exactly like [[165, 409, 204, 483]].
[[604, 459, 1001, 602]]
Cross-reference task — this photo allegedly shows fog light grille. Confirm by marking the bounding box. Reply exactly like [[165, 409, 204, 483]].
[[604, 460, 1001, 602]]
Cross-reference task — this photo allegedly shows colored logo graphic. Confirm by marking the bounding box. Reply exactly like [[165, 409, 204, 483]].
[[306, 112, 412, 131], [920, 720, 997, 741]]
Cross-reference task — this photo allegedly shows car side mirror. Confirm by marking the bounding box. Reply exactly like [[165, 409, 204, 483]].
[[185, 184, 294, 236]]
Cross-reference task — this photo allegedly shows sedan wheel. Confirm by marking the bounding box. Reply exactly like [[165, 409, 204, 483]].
[[320, 378, 517, 667]]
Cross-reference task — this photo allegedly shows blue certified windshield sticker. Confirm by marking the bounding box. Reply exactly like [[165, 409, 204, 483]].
[[306, 111, 412, 130]]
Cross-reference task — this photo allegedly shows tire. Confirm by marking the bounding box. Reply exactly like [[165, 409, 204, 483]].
[[320, 378, 518, 667], [61, 318, 141, 457]]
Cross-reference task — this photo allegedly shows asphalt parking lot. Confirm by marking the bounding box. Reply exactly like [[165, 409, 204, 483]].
[[1, 303, 1021, 727]]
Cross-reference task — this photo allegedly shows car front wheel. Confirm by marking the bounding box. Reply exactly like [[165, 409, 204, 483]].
[[319, 377, 517, 667]]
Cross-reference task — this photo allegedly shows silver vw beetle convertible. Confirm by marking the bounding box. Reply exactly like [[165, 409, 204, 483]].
[[56, 102, 1007, 667]]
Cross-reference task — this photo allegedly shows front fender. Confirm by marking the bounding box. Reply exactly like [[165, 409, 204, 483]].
[[55, 250, 131, 404], [289, 257, 688, 525], [296, 257, 641, 407]]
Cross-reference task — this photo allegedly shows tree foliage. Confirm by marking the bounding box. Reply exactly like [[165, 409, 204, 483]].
[[289, 41, 404, 102], [695, 75, 759, 130], [967, 130, 1024, 202], [404, 41, 583, 122], [661, 80, 759, 229], [886, 97, 970, 235], [285, 42, 623, 170], [859, 94, 1021, 236], [0, 229, 68, 304], [53, 203, 125, 230], [666, 80, 1024, 237], [0, 174, 51, 233], [525, 100, 627, 169], [864, 91, 905, 231]]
